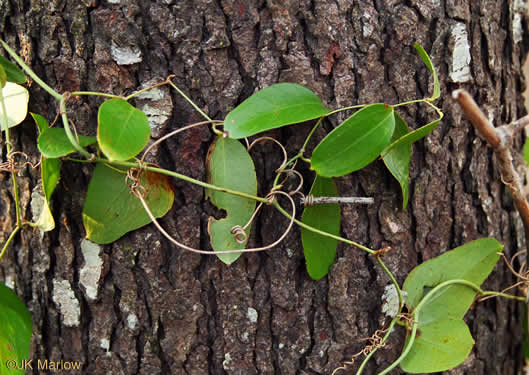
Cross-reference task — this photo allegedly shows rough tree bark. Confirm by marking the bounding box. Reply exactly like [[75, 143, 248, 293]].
[[0, 0, 527, 374]]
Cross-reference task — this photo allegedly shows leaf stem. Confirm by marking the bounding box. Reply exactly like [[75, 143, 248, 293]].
[[167, 80, 212, 121], [71, 91, 121, 99], [0, 40, 62, 101], [59, 98, 92, 159], [325, 104, 367, 117], [273, 118, 322, 187]]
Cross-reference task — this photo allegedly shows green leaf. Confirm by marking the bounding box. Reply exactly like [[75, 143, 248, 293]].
[[206, 137, 257, 264], [400, 319, 474, 373], [0, 82, 29, 130], [97, 98, 150, 161], [0, 55, 26, 84], [82, 163, 174, 244], [381, 112, 443, 158], [31, 113, 60, 232], [41, 157, 60, 202], [30, 112, 48, 134], [224, 83, 329, 139], [0, 282, 32, 375], [0, 64, 6, 88], [403, 238, 503, 325], [301, 176, 340, 280], [524, 137, 529, 165], [382, 112, 411, 209], [414, 43, 440, 101], [311, 104, 395, 177], [38, 128, 97, 158]]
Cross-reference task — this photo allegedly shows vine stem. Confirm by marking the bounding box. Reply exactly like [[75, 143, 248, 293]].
[[59, 97, 92, 159], [0, 226, 21, 262], [272, 199, 376, 255], [1, 40, 62, 100], [0, 87, 21, 227], [103, 159, 270, 204], [273, 118, 322, 188], [355, 256, 404, 375], [167, 79, 212, 121], [377, 278, 525, 374]]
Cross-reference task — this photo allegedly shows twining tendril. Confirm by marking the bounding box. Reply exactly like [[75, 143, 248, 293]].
[[247, 136, 288, 172], [130, 178, 296, 255], [0, 152, 39, 173], [331, 327, 389, 375], [140, 120, 223, 164]]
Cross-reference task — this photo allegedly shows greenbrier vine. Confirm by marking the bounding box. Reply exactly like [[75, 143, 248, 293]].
[[0, 39, 526, 375]]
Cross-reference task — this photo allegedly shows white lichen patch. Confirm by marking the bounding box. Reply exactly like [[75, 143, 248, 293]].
[[381, 284, 407, 318], [247, 307, 258, 324], [136, 87, 164, 101], [111, 42, 142, 65], [107, 0, 120, 3], [449, 23, 472, 83], [100, 338, 111, 356], [140, 104, 170, 132], [4, 274, 14, 290], [222, 353, 232, 369], [53, 279, 81, 327], [385, 218, 400, 234], [30, 190, 45, 222], [80, 239, 103, 300], [513, 12, 523, 44], [127, 313, 138, 330]]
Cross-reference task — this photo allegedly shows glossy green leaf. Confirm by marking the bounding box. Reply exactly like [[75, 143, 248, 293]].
[[414, 43, 440, 101], [38, 128, 97, 158], [401, 319, 474, 373], [224, 83, 329, 139], [97, 98, 150, 161], [0, 64, 6, 88], [30, 112, 48, 134], [381, 112, 443, 158], [31, 113, 60, 232], [206, 137, 257, 264], [83, 163, 174, 244], [311, 104, 395, 177], [382, 112, 411, 209], [403, 238, 502, 324], [0, 82, 29, 130], [0, 282, 32, 375], [301, 176, 340, 280], [0, 55, 26, 84], [41, 157, 60, 202]]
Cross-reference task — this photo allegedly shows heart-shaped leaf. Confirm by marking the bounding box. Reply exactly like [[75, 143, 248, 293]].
[[0, 282, 32, 375], [0, 82, 29, 130], [97, 98, 150, 161], [414, 43, 440, 102], [206, 137, 257, 264], [38, 127, 97, 158], [400, 319, 474, 373], [0, 55, 26, 84], [382, 112, 411, 209], [224, 83, 329, 139], [83, 163, 174, 244], [311, 104, 395, 177], [403, 238, 502, 325], [301, 176, 340, 280]]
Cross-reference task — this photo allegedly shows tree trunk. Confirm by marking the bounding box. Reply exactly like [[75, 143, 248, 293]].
[[0, 0, 526, 374]]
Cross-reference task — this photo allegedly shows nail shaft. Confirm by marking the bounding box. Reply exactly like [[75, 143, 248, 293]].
[[302, 195, 374, 206]]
